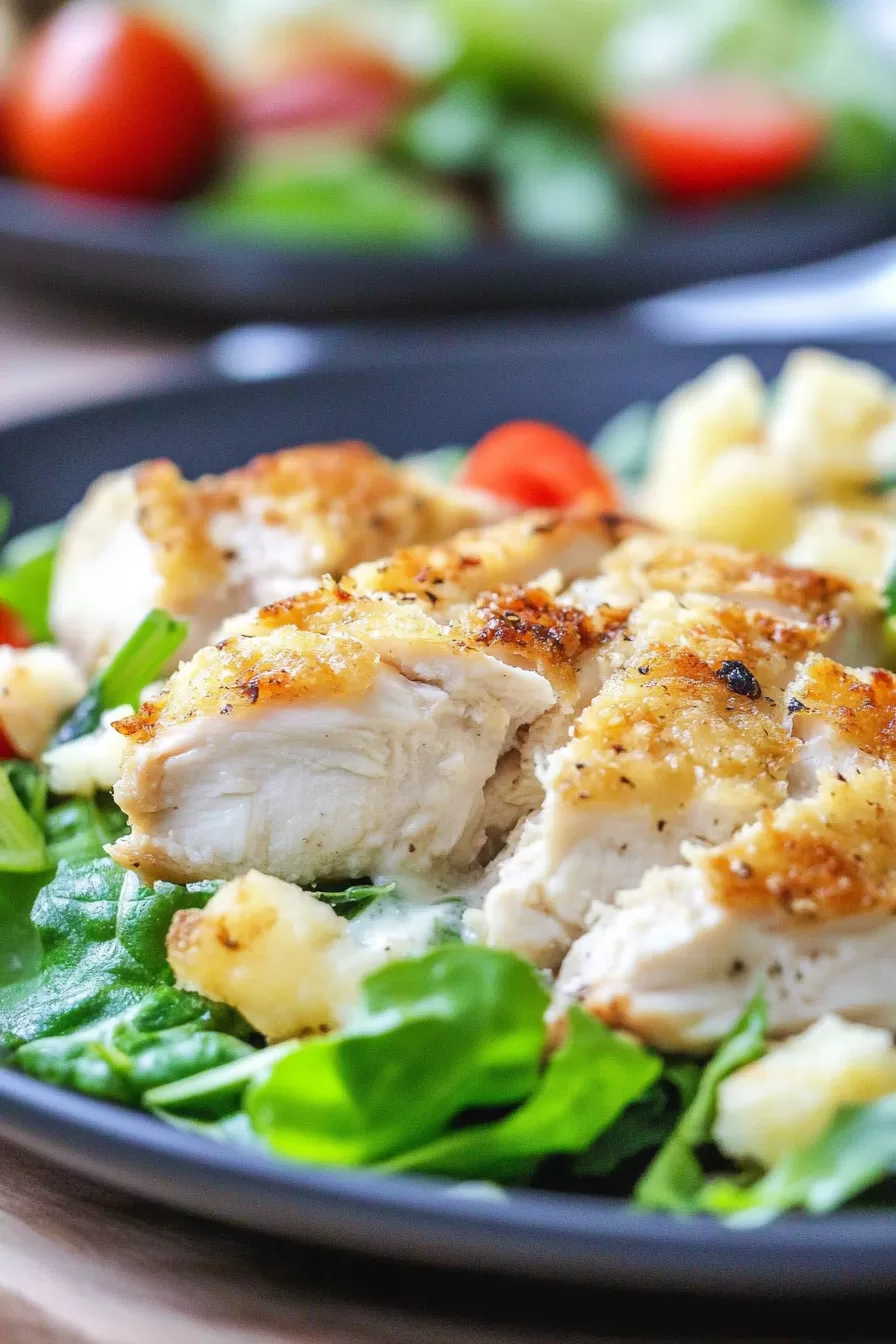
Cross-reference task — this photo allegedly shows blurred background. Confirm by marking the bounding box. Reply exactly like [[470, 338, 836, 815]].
[[2, 0, 896, 418]]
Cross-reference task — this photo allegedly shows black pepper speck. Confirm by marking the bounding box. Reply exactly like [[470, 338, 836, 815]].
[[716, 660, 762, 700]]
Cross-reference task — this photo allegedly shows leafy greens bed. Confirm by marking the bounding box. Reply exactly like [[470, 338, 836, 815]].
[[2, 481, 896, 1230]]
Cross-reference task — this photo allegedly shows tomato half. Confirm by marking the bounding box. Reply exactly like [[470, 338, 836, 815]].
[[5, 1, 223, 200], [238, 39, 412, 142], [460, 421, 620, 510], [0, 601, 31, 649], [608, 76, 825, 201]]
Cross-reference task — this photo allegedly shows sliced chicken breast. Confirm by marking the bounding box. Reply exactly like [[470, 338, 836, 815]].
[[109, 600, 555, 888], [479, 594, 826, 969], [555, 768, 896, 1052], [565, 534, 878, 666], [51, 443, 500, 672], [787, 653, 896, 794]]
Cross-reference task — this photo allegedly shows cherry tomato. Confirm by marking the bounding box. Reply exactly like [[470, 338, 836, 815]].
[[238, 38, 412, 142], [608, 76, 825, 202], [460, 421, 620, 510], [5, 1, 223, 200], [0, 726, 17, 760], [0, 601, 31, 649]]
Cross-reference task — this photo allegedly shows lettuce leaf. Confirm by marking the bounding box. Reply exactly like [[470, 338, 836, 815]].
[[636, 992, 767, 1212]]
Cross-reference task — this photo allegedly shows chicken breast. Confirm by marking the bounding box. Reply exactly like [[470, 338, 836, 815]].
[[554, 767, 896, 1052], [0, 644, 86, 758], [109, 599, 555, 888], [565, 533, 879, 666], [50, 443, 500, 672], [787, 654, 896, 795], [479, 593, 827, 969], [340, 506, 646, 617]]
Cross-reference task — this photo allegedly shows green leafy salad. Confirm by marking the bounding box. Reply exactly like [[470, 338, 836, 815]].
[[4, 424, 896, 1233]]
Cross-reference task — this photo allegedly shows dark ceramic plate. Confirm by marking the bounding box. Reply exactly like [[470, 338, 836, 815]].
[[3, 177, 896, 320], [2, 316, 896, 1293]]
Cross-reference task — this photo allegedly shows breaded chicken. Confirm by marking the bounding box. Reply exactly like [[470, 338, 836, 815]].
[[50, 443, 500, 672], [787, 654, 896, 794], [566, 533, 879, 667], [109, 600, 555, 888], [555, 768, 896, 1051], [341, 507, 645, 616], [0, 644, 86, 758], [479, 593, 829, 969]]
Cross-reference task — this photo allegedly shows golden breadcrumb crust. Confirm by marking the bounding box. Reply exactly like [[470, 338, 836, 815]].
[[133, 442, 492, 612], [790, 654, 896, 761], [700, 768, 896, 920], [603, 534, 853, 622], [555, 643, 794, 811]]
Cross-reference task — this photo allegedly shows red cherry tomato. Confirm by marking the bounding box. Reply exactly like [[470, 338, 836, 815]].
[[5, 1, 223, 200], [0, 602, 31, 649], [237, 40, 412, 142], [608, 76, 825, 201], [460, 421, 620, 510], [0, 87, 8, 170]]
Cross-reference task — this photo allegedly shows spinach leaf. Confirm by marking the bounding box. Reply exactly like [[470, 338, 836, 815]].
[[146, 1040, 298, 1121], [386, 1008, 661, 1182], [15, 987, 251, 1104], [53, 609, 187, 746], [574, 1059, 702, 1179], [703, 1094, 896, 1225], [5, 762, 48, 827], [45, 794, 130, 866], [0, 768, 49, 873], [247, 946, 549, 1167], [312, 881, 395, 920], [0, 525, 58, 644], [0, 497, 10, 548], [0, 858, 224, 1046], [0, 872, 46, 990], [636, 993, 767, 1213]]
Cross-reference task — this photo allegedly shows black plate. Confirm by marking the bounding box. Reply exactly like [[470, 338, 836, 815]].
[[3, 177, 896, 320], [3, 317, 896, 1293]]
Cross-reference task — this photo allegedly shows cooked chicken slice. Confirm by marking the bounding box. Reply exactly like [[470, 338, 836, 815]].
[[168, 871, 460, 1041], [714, 1015, 896, 1169], [50, 443, 500, 672], [565, 534, 878, 667], [787, 654, 896, 795], [109, 601, 555, 888], [555, 768, 896, 1051], [341, 507, 646, 617], [0, 644, 86, 758], [480, 598, 817, 969]]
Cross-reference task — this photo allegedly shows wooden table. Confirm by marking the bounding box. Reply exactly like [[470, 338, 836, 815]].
[[0, 281, 893, 1343]]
